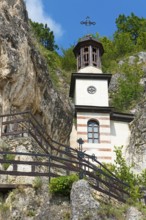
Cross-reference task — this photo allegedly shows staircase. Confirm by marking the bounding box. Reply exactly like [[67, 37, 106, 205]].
[[0, 111, 130, 203]]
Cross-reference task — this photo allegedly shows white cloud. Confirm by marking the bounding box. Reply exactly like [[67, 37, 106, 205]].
[[24, 0, 63, 39]]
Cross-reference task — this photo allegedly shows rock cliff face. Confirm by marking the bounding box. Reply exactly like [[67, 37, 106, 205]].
[[127, 95, 146, 172], [0, 0, 73, 144]]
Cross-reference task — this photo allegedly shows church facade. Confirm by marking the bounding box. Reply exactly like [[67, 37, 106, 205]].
[[69, 35, 134, 163]]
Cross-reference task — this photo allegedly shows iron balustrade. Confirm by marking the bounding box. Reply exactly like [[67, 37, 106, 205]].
[[0, 111, 130, 203]]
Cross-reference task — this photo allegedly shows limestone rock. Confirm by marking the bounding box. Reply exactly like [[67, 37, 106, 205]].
[[0, 178, 51, 220], [109, 73, 125, 94], [119, 52, 146, 65], [128, 56, 136, 65], [0, 0, 73, 145], [138, 52, 146, 63], [127, 96, 146, 172], [70, 179, 100, 220], [125, 206, 143, 220]]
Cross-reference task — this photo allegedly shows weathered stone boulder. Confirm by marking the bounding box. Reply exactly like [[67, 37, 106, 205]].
[[0, 178, 51, 220], [70, 179, 100, 220], [119, 52, 146, 65], [125, 206, 143, 220], [0, 0, 73, 144], [109, 73, 126, 96]]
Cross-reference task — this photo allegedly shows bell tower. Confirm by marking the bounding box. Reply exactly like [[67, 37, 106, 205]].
[[73, 35, 104, 73], [69, 35, 113, 163], [69, 18, 134, 164], [70, 35, 112, 108]]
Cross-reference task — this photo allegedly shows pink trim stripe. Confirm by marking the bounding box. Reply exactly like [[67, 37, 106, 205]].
[[97, 156, 112, 160], [100, 125, 110, 128], [100, 140, 111, 144], [83, 148, 112, 152], [77, 132, 87, 135], [77, 131, 111, 136], [77, 124, 110, 129]]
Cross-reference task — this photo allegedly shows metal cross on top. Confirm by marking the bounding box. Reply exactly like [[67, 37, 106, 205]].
[[80, 16, 96, 27]]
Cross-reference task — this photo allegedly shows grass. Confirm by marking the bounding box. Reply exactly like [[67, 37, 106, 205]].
[[0, 203, 10, 213], [26, 209, 36, 217], [3, 154, 15, 170], [32, 177, 43, 190], [63, 211, 71, 220], [96, 202, 127, 220]]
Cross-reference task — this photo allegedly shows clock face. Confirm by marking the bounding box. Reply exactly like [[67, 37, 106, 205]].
[[87, 86, 96, 94]]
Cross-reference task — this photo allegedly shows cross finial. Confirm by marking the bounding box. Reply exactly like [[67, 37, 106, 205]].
[[80, 16, 96, 27]]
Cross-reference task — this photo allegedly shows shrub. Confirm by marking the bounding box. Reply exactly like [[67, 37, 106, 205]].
[[49, 174, 78, 196], [105, 146, 143, 202]]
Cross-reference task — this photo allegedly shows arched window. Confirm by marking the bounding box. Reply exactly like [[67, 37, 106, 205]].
[[87, 120, 99, 143]]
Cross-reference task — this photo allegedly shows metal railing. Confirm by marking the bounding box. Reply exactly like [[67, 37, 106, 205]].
[[0, 111, 130, 202]]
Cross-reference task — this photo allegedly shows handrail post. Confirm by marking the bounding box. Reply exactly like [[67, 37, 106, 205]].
[[28, 115, 31, 137], [0, 115, 3, 138], [48, 155, 51, 183]]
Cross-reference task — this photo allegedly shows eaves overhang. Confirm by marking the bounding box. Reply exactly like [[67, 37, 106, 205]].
[[111, 111, 134, 122], [75, 105, 114, 114], [75, 105, 134, 122]]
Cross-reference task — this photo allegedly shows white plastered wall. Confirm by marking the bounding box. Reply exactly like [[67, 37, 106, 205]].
[[74, 79, 109, 107], [78, 66, 102, 74], [110, 120, 131, 162]]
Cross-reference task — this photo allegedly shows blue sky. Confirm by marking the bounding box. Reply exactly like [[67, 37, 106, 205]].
[[25, 0, 146, 51]]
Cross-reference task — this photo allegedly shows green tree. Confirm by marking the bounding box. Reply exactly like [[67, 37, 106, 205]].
[[30, 20, 58, 51], [114, 32, 135, 57], [136, 32, 146, 51], [94, 35, 117, 73], [115, 13, 146, 44]]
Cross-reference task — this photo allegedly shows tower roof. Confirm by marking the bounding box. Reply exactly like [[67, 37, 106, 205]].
[[73, 35, 104, 57]]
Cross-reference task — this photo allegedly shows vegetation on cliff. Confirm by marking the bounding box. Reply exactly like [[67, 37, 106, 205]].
[[30, 13, 146, 72], [30, 13, 146, 112], [110, 62, 144, 112], [30, 20, 58, 51]]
